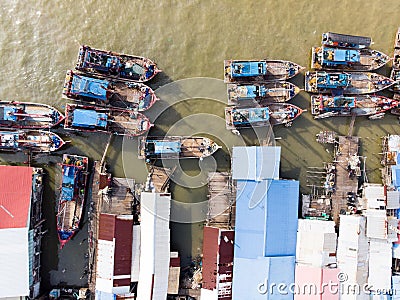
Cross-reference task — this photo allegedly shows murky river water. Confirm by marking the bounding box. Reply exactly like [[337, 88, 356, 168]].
[[0, 0, 400, 293]]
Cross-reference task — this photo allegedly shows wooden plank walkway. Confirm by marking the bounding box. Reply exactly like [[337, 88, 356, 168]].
[[331, 135, 360, 227]]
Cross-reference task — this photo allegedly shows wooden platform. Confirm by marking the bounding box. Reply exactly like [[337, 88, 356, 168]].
[[331, 136, 360, 227]]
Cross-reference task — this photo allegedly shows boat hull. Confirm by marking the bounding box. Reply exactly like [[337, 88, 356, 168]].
[[311, 95, 398, 119], [224, 60, 304, 83], [75, 45, 161, 83], [0, 130, 65, 152], [321, 32, 372, 49], [305, 71, 394, 95], [0, 101, 64, 129], [64, 103, 152, 136], [57, 154, 89, 249], [138, 136, 220, 159], [63, 70, 159, 111], [227, 82, 301, 106]]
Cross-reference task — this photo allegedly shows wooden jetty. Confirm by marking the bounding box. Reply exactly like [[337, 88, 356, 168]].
[[331, 135, 360, 227], [146, 165, 174, 193], [206, 172, 236, 229], [316, 130, 337, 144]]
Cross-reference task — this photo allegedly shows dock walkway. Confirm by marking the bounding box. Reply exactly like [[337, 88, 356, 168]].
[[331, 135, 360, 227]]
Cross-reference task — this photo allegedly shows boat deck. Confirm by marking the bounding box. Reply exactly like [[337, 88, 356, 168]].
[[181, 138, 210, 157], [331, 135, 360, 227], [108, 113, 149, 135], [58, 200, 80, 231]]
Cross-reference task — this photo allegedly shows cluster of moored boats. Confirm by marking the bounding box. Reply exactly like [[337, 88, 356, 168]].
[[223, 30, 400, 127]]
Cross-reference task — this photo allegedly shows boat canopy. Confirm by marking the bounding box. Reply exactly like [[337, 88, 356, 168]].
[[322, 48, 360, 66], [316, 73, 350, 89], [60, 165, 77, 201], [83, 50, 121, 72], [71, 74, 109, 101], [152, 141, 181, 154], [235, 85, 264, 99], [231, 61, 267, 78], [0, 131, 18, 148], [322, 96, 356, 110], [322, 32, 372, 49], [1, 107, 18, 121], [72, 109, 108, 128], [233, 107, 269, 124]]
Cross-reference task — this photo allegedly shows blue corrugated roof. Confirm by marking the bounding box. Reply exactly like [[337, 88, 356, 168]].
[[72, 109, 108, 128], [232, 146, 280, 181], [232, 256, 295, 300], [71, 74, 108, 101], [231, 61, 267, 78], [264, 180, 299, 256]]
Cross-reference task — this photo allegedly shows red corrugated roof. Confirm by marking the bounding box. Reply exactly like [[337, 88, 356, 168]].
[[0, 166, 32, 229], [99, 214, 116, 241], [202, 226, 219, 290], [113, 217, 133, 277]]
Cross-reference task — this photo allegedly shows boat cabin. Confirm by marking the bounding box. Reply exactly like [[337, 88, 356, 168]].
[[0, 131, 19, 149], [70, 74, 109, 101], [82, 50, 122, 74], [322, 47, 360, 66], [235, 85, 265, 99], [231, 61, 267, 78], [71, 109, 108, 129], [145, 140, 181, 157], [322, 32, 372, 49], [232, 107, 269, 125], [322, 96, 356, 111], [316, 72, 350, 89]]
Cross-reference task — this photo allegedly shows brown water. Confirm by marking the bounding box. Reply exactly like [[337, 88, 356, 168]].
[[0, 0, 400, 293]]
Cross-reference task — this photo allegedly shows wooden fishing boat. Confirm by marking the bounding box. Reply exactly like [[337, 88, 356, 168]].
[[305, 71, 394, 94], [138, 136, 221, 160], [321, 32, 372, 49], [75, 45, 161, 83], [311, 46, 389, 71], [393, 27, 400, 69], [391, 69, 400, 97], [225, 103, 303, 129], [311, 95, 398, 119], [64, 103, 152, 136], [224, 60, 304, 83], [57, 154, 89, 249], [0, 130, 65, 152], [0, 101, 64, 129], [63, 70, 158, 111], [227, 82, 301, 106]]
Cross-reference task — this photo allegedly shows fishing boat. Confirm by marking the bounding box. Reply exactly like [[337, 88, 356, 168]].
[[310, 95, 398, 119], [305, 71, 394, 94], [227, 82, 301, 106], [321, 32, 372, 49], [393, 27, 400, 69], [0, 101, 64, 129], [311, 46, 389, 71], [225, 103, 303, 129], [57, 154, 89, 249], [0, 130, 65, 152], [64, 103, 152, 136], [138, 136, 221, 160], [62, 70, 158, 111], [223, 60, 304, 83], [391, 69, 400, 97], [75, 45, 161, 82]]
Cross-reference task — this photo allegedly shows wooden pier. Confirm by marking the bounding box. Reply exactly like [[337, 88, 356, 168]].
[[331, 135, 360, 227], [206, 172, 236, 229]]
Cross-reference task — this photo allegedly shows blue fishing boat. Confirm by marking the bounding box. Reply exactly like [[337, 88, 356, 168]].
[[321, 32, 372, 49], [75, 45, 161, 83], [57, 154, 89, 249], [224, 60, 304, 83], [63, 70, 158, 111], [138, 136, 220, 159], [64, 103, 152, 136], [0, 130, 65, 152], [311, 95, 398, 119], [225, 103, 303, 129], [305, 71, 394, 94], [227, 82, 301, 105], [311, 46, 389, 71]]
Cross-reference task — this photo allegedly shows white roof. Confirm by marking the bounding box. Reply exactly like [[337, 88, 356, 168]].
[[366, 210, 387, 240], [232, 146, 280, 180], [0, 227, 29, 298], [131, 225, 141, 282], [363, 184, 385, 209], [368, 240, 392, 291], [137, 192, 171, 300], [387, 190, 400, 209], [95, 239, 115, 293]]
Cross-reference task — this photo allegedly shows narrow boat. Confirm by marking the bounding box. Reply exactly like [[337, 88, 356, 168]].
[[223, 60, 304, 83], [225, 103, 303, 129], [321, 32, 372, 49], [310, 95, 398, 119], [305, 71, 394, 94], [390, 69, 400, 96], [311, 46, 389, 71], [0, 130, 65, 152], [393, 27, 400, 69], [62, 70, 158, 111], [57, 154, 89, 249], [75, 45, 161, 82], [138, 136, 221, 160], [64, 103, 152, 136], [0, 101, 64, 129], [227, 82, 301, 105]]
